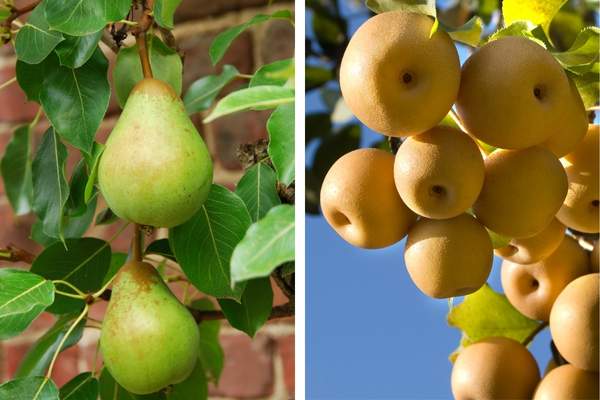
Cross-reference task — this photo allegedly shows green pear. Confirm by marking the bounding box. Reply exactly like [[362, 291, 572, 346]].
[[100, 261, 200, 394], [98, 78, 213, 228]]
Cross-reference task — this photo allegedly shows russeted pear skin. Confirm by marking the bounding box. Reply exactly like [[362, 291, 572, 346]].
[[556, 163, 599, 233], [100, 261, 200, 394], [457, 36, 571, 149], [500, 236, 589, 321], [495, 218, 565, 264], [320, 148, 416, 248], [404, 213, 492, 298], [563, 124, 599, 172], [534, 364, 599, 400], [339, 11, 460, 137], [473, 147, 567, 238], [451, 337, 540, 400], [549, 273, 599, 372], [99, 78, 213, 228], [393, 126, 484, 219]]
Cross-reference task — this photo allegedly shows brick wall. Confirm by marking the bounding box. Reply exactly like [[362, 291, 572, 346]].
[[0, 1, 295, 398]]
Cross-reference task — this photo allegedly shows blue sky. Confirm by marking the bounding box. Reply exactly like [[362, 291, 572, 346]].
[[305, 2, 564, 398]]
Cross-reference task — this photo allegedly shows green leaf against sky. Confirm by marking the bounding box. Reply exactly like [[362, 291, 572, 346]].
[[14, 1, 63, 64], [32, 128, 69, 241], [183, 65, 239, 115], [59, 373, 98, 400], [219, 278, 273, 337], [209, 10, 293, 65], [443, 16, 484, 47], [268, 103, 295, 185], [502, 0, 567, 34], [0, 125, 33, 215], [170, 185, 252, 300], [45, 0, 131, 36], [231, 204, 295, 283], [553, 27, 599, 75], [40, 48, 110, 154], [0, 377, 58, 400], [235, 163, 281, 222], [0, 269, 54, 340]]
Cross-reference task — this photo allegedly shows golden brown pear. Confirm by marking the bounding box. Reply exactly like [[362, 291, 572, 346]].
[[404, 213, 492, 298], [473, 147, 568, 238], [457, 36, 572, 149], [592, 241, 599, 273], [339, 11, 460, 137], [451, 337, 540, 400], [549, 273, 599, 372], [320, 148, 417, 249], [495, 218, 565, 264], [393, 126, 484, 219], [501, 236, 589, 321], [556, 163, 599, 233], [563, 124, 599, 171], [534, 364, 599, 400]]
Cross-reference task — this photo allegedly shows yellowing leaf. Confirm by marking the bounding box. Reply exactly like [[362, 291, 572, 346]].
[[502, 0, 567, 34]]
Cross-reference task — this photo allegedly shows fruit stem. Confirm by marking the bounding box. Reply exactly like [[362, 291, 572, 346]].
[[136, 34, 153, 78], [132, 224, 143, 262], [45, 304, 89, 379], [133, 0, 155, 79], [53, 280, 86, 296], [54, 289, 87, 300]]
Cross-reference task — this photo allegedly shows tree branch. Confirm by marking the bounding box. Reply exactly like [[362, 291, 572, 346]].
[[1, 0, 40, 43], [0, 244, 35, 264]]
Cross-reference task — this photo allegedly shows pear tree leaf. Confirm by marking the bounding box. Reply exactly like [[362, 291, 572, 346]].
[[32, 128, 69, 241], [15, 313, 85, 377], [231, 204, 294, 283], [183, 65, 239, 115], [552, 27, 599, 75], [59, 373, 98, 400], [0, 269, 54, 340], [447, 284, 543, 361], [502, 0, 567, 34], [486, 228, 512, 249], [235, 163, 281, 222], [488, 21, 548, 48], [442, 16, 484, 47], [31, 238, 112, 314], [191, 299, 224, 383], [40, 48, 110, 154], [167, 361, 207, 400], [14, 1, 64, 64], [102, 252, 128, 285], [16, 55, 60, 102], [153, 0, 183, 29], [209, 10, 293, 65], [0, 5, 10, 21], [44, 0, 131, 36], [0, 377, 59, 400], [114, 34, 183, 107], [306, 66, 333, 91], [83, 142, 104, 204], [204, 85, 295, 123], [145, 239, 176, 262], [249, 59, 294, 87], [170, 184, 251, 300], [1, 124, 34, 215], [268, 103, 295, 185], [571, 71, 600, 109], [219, 278, 273, 337], [365, 0, 436, 16], [99, 368, 166, 400], [54, 30, 103, 68]]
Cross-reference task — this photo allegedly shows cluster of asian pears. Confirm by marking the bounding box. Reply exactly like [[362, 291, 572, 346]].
[[320, 10, 599, 400]]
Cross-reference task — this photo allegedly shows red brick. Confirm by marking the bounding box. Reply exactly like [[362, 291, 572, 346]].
[[3, 342, 30, 381], [49, 345, 80, 387], [277, 335, 294, 395], [259, 20, 295, 65], [174, 0, 270, 24], [0, 66, 40, 123], [209, 334, 274, 398], [0, 207, 40, 264]]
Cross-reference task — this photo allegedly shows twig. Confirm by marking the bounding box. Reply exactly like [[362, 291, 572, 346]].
[[45, 305, 89, 378], [0, 77, 16, 92], [0, 244, 35, 263]]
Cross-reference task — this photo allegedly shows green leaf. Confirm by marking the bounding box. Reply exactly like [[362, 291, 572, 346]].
[[16, 55, 59, 102], [1, 124, 33, 215], [204, 85, 294, 123], [145, 239, 176, 262], [41, 48, 110, 154], [45, 0, 131, 36], [571, 71, 599, 108], [219, 278, 273, 337], [0, 5, 10, 21], [170, 184, 251, 300], [95, 208, 119, 226], [0, 269, 54, 340], [83, 142, 104, 204], [488, 21, 548, 47], [15, 313, 85, 377], [209, 10, 293, 65], [99, 368, 165, 400], [55, 30, 103, 68], [32, 128, 69, 241], [183, 65, 238, 115], [447, 284, 542, 361], [102, 252, 128, 285], [31, 238, 112, 314], [59, 373, 98, 400], [14, 1, 64, 64], [231, 204, 294, 283], [268, 103, 295, 185], [235, 163, 281, 222], [443, 16, 484, 47], [365, 0, 436, 16], [250, 59, 294, 87], [114, 34, 183, 107], [191, 299, 224, 383], [66, 160, 89, 217], [553, 27, 599, 75], [306, 66, 333, 90], [0, 377, 59, 400], [153, 0, 182, 29], [503, 0, 567, 34], [486, 228, 512, 249], [167, 361, 207, 400]]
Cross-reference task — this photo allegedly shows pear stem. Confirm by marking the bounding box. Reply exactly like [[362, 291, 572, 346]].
[[53, 280, 86, 296], [132, 224, 143, 262], [136, 34, 154, 78], [45, 304, 89, 379], [54, 290, 87, 300], [133, 0, 155, 79]]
